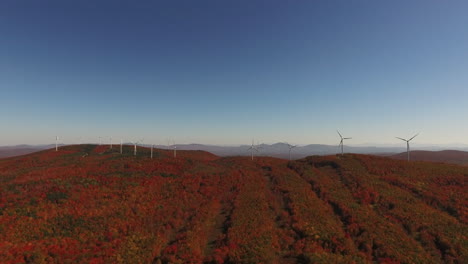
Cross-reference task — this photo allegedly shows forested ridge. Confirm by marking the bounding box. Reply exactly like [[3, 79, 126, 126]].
[[0, 145, 466, 263]]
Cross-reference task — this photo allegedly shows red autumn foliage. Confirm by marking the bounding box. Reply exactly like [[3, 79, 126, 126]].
[[0, 145, 466, 263]]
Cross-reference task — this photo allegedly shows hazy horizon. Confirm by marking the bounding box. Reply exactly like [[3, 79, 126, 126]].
[[3, 141, 468, 151], [2, 1, 467, 146]]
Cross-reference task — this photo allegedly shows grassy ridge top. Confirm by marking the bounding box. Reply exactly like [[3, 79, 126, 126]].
[[0, 145, 466, 263]]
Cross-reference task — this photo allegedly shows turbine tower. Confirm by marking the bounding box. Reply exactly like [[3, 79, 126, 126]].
[[110, 136, 113, 149], [337, 131, 351, 155], [167, 139, 177, 158], [396, 133, 419, 161], [247, 139, 259, 161], [55, 136, 59, 152], [287, 143, 296, 161]]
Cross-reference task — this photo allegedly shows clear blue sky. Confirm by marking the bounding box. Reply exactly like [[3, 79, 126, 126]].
[[1, 0, 467, 146]]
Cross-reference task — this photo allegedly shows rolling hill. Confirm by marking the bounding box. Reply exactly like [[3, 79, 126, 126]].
[[391, 150, 468, 166], [0, 145, 50, 159], [0, 145, 466, 263]]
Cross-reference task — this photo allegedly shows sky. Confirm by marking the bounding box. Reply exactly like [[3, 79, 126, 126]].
[[1, 0, 468, 146]]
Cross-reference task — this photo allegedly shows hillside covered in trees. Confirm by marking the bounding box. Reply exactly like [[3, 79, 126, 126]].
[[0, 145, 466, 263]]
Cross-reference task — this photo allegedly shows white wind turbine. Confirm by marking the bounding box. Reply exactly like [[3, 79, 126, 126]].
[[166, 139, 177, 158], [172, 141, 177, 158], [247, 139, 260, 161], [286, 143, 297, 161], [55, 136, 59, 151], [337, 131, 351, 155], [396, 133, 419, 161], [131, 139, 144, 156]]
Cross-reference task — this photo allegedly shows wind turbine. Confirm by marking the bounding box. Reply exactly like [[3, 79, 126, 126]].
[[337, 131, 351, 155], [167, 139, 177, 158], [247, 139, 259, 161], [132, 139, 144, 156], [172, 141, 177, 158], [55, 136, 59, 151], [286, 143, 297, 161], [396, 133, 419, 161]]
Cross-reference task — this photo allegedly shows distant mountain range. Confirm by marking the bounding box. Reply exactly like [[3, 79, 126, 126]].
[[2, 143, 468, 162], [153, 143, 468, 161], [391, 150, 468, 166], [153, 143, 407, 159]]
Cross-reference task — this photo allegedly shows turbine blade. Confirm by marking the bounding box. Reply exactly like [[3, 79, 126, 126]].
[[396, 137, 407, 141], [409, 133, 419, 141], [344, 137, 352, 140], [337, 130, 342, 138]]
